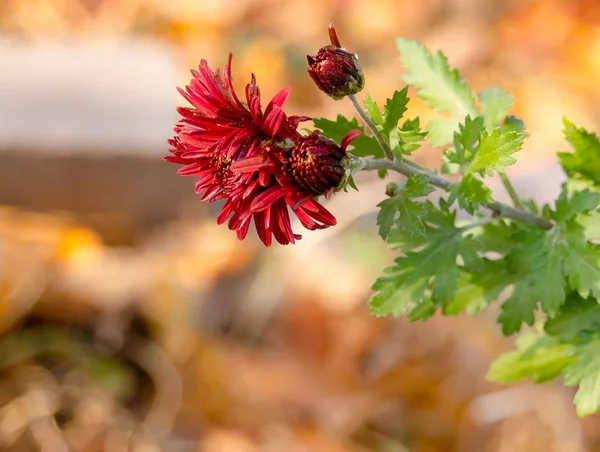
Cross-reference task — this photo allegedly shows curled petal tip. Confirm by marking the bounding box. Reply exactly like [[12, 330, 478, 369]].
[[341, 130, 362, 150]]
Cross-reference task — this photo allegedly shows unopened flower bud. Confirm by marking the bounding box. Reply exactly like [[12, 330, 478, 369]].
[[307, 23, 365, 100], [288, 130, 360, 195]]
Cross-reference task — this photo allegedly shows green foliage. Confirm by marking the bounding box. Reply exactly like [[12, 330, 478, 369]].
[[396, 38, 477, 118], [466, 128, 526, 176], [448, 173, 492, 214], [487, 333, 576, 384], [479, 87, 514, 131], [376, 174, 434, 240], [313, 37, 600, 418], [558, 118, 600, 187], [392, 118, 428, 157], [545, 294, 600, 341], [360, 89, 427, 160], [370, 199, 484, 317], [564, 339, 600, 417], [383, 87, 409, 132], [444, 116, 484, 171], [313, 115, 383, 158]]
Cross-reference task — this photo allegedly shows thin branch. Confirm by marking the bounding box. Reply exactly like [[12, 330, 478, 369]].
[[499, 171, 522, 208], [360, 157, 554, 230], [348, 94, 394, 160]]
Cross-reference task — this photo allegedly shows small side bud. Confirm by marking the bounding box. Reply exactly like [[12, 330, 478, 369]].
[[307, 23, 365, 100]]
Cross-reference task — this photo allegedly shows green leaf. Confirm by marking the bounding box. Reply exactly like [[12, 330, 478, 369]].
[[448, 174, 492, 214], [545, 294, 600, 341], [564, 241, 600, 300], [443, 259, 508, 315], [444, 116, 485, 168], [370, 201, 483, 317], [558, 119, 600, 185], [501, 115, 525, 133], [383, 87, 409, 133], [498, 229, 567, 334], [313, 115, 383, 158], [404, 173, 435, 198], [375, 174, 434, 240], [564, 339, 600, 417], [363, 95, 383, 126], [553, 188, 600, 223], [395, 118, 428, 156], [407, 299, 437, 321], [487, 333, 576, 384], [376, 197, 400, 239], [397, 38, 477, 117], [577, 211, 600, 241], [498, 283, 539, 335], [466, 128, 526, 176], [479, 87, 514, 131]]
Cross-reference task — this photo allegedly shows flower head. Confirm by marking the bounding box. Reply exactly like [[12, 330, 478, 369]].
[[165, 55, 357, 246], [307, 23, 364, 100]]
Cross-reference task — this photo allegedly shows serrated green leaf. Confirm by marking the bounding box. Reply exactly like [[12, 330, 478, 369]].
[[313, 116, 383, 158], [375, 174, 433, 240], [407, 299, 436, 321], [474, 220, 518, 253], [545, 294, 600, 341], [553, 188, 600, 223], [444, 116, 485, 169], [498, 229, 566, 334], [467, 128, 526, 176], [404, 173, 435, 198], [487, 333, 576, 384], [397, 38, 477, 117], [376, 197, 405, 239], [394, 202, 428, 238], [363, 95, 383, 126], [500, 115, 525, 133], [558, 119, 600, 185], [370, 201, 483, 317], [396, 118, 427, 156], [577, 211, 600, 241], [498, 283, 539, 335], [443, 260, 507, 315], [564, 242, 600, 300], [479, 87, 514, 131], [564, 339, 600, 416], [383, 87, 409, 133], [448, 173, 492, 214]]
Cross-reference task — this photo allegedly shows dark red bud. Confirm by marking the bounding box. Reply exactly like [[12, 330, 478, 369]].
[[307, 24, 365, 100], [289, 131, 347, 195]]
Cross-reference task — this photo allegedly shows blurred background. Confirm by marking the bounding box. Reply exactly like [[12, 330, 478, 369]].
[[0, 0, 599, 451]]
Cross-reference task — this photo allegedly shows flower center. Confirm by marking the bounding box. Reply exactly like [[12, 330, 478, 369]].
[[211, 154, 232, 184]]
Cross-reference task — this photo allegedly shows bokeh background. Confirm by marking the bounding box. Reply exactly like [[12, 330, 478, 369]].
[[0, 0, 600, 451]]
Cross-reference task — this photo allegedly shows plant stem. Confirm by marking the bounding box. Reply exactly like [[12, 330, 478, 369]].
[[499, 171, 522, 208], [360, 157, 554, 230], [348, 94, 394, 160], [347, 93, 553, 230]]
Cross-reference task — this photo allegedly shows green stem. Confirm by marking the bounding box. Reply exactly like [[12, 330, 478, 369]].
[[360, 158, 554, 230], [348, 94, 394, 160], [499, 171, 522, 208]]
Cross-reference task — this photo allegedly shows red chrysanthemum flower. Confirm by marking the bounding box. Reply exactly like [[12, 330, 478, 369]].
[[165, 54, 357, 246]]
